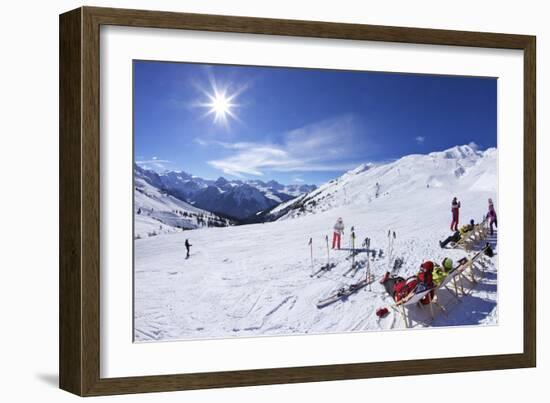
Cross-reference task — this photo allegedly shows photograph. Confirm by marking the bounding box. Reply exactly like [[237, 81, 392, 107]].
[[132, 60, 498, 342]]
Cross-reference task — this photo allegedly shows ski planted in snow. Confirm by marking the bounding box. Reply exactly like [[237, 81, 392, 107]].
[[387, 230, 397, 270], [316, 274, 376, 308], [363, 237, 371, 250], [308, 237, 313, 274]]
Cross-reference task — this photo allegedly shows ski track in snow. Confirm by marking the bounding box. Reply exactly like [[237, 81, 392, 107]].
[[134, 146, 499, 342]]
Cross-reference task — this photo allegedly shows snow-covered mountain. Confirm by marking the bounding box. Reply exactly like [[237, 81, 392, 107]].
[[134, 175, 233, 239], [264, 144, 496, 221], [134, 164, 316, 219], [134, 144, 499, 342]]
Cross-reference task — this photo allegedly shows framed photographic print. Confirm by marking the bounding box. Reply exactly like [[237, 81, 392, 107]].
[[59, 6, 536, 396]]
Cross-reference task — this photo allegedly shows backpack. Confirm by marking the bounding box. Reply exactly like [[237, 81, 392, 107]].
[[393, 276, 417, 302], [484, 244, 494, 257]]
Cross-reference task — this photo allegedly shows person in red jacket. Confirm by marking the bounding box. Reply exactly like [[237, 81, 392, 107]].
[[331, 217, 345, 249], [380, 261, 436, 304], [450, 197, 461, 231], [417, 261, 435, 304]]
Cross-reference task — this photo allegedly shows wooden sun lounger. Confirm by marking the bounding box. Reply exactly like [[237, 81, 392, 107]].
[[454, 229, 476, 251], [472, 217, 489, 241], [393, 287, 446, 328], [435, 246, 490, 307], [451, 218, 489, 251], [392, 247, 491, 328]]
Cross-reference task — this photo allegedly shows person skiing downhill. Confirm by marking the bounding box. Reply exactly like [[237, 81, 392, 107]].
[[332, 217, 345, 249], [185, 239, 192, 259], [450, 197, 461, 231], [487, 198, 498, 235]]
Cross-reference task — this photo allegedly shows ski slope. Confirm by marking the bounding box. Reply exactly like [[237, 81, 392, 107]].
[[134, 177, 232, 239], [134, 145, 498, 342]]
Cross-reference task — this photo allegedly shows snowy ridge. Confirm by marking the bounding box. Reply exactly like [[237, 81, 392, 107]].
[[271, 144, 496, 221], [135, 163, 316, 219], [134, 144, 498, 341], [134, 177, 232, 239]]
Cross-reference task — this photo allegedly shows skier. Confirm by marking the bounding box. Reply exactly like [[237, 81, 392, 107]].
[[487, 198, 498, 236], [185, 239, 192, 259], [332, 217, 345, 249], [450, 197, 461, 231]]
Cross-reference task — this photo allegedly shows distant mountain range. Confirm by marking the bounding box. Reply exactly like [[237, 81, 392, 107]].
[[134, 164, 316, 220]]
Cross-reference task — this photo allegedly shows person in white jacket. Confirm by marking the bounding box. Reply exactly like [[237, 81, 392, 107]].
[[332, 217, 345, 249]]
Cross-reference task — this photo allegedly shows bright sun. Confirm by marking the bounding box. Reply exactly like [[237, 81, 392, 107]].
[[210, 93, 232, 118], [196, 79, 243, 128]]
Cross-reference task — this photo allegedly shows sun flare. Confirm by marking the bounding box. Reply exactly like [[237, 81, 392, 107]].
[[196, 79, 244, 128], [209, 92, 232, 119]]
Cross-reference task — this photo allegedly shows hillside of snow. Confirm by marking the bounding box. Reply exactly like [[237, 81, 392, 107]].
[[134, 177, 233, 239], [267, 145, 495, 222], [134, 145, 498, 342]]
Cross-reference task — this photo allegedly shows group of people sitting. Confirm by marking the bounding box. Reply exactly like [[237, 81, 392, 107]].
[[375, 198, 498, 316], [380, 257, 462, 305]]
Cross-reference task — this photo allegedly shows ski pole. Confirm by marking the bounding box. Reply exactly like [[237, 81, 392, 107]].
[[387, 230, 391, 270], [325, 235, 330, 266], [367, 255, 372, 291], [309, 237, 313, 274]]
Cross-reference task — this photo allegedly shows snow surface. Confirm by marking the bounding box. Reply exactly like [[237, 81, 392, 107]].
[[134, 145, 498, 342], [134, 177, 231, 239]]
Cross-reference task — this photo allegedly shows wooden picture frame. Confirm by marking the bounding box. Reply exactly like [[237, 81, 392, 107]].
[[59, 6, 536, 396]]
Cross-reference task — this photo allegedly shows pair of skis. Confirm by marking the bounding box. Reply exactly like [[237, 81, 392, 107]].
[[316, 273, 376, 308], [343, 260, 363, 277], [309, 235, 336, 278]]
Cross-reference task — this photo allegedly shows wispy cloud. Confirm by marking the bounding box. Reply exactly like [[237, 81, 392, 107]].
[[198, 115, 365, 178], [136, 158, 173, 171], [415, 136, 425, 144]]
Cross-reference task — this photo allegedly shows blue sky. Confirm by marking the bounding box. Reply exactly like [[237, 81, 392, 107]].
[[134, 60, 496, 185]]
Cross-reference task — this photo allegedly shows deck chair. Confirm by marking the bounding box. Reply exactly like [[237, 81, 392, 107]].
[[472, 217, 489, 241], [454, 229, 477, 251], [433, 257, 473, 311], [447, 246, 490, 294], [436, 266, 463, 301], [393, 287, 446, 328]]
